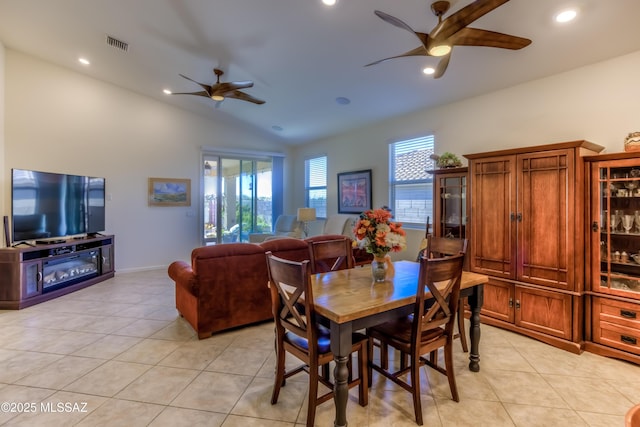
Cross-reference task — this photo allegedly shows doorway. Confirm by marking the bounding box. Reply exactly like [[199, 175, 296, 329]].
[[203, 155, 273, 245]]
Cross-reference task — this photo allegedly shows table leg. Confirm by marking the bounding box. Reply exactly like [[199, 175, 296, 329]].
[[330, 321, 353, 427], [467, 284, 484, 372]]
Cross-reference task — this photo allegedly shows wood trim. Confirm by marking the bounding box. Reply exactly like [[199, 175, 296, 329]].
[[464, 140, 604, 160]]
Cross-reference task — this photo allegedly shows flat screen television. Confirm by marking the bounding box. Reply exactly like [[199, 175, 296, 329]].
[[11, 168, 106, 243]]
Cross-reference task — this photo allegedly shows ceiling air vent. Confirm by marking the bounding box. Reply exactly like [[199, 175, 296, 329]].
[[105, 35, 129, 52]]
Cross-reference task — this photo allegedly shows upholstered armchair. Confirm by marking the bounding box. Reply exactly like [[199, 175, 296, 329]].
[[249, 214, 303, 243]]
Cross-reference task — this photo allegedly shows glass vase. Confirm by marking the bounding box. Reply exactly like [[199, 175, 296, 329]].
[[371, 256, 388, 283]]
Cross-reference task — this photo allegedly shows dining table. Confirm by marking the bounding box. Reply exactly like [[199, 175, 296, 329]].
[[310, 260, 488, 427]]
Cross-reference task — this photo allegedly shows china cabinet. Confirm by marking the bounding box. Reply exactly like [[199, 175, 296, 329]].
[[584, 152, 640, 364], [465, 141, 604, 353]]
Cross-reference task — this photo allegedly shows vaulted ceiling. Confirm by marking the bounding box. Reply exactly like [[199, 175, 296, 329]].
[[2, 0, 640, 145]]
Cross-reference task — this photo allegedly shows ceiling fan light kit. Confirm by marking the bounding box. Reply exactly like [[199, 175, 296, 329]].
[[366, 0, 532, 78], [428, 44, 451, 57]]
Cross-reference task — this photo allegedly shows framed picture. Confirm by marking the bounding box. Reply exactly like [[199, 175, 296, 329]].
[[148, 178, 191, 206], [337, 169, 372, 213]]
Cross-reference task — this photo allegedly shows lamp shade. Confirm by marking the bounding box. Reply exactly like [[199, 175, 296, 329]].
[[297, 207, 317, 222]]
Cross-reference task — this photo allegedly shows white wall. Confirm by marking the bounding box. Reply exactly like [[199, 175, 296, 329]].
[[2, 50, 289, 271], [291, 49, 640, 260]]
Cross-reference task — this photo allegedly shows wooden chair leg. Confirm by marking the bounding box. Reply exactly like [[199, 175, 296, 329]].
[[410, 353, 423, 426], [271, 346, 286, 404], [444, 340, 459, 402], [457, 298, 469, 353], [307, 364, 319, 427]]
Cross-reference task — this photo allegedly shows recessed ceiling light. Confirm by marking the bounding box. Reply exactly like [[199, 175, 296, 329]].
[[78, 58, 90, 65], [555, 9, 577, 23], [322, 0, 337, 6], [423, 67, 435, 75], [335, 97, 350, 105], [163, 89, 172, 95]]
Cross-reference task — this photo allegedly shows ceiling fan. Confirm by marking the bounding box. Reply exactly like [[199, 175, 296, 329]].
[[172, 68, 265, 105], [365, 0, 531, 78]]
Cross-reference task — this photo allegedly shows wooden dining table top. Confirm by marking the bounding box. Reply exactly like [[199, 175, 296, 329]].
[[311, 260, 488, 324]]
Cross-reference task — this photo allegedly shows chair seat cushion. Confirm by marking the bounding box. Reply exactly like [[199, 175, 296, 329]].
[[285, 328, 367, 354], [369, 316, 444, 346]]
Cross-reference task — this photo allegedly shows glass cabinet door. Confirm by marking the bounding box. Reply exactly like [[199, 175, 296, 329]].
[[437, 173, 467, 239], [595, 162, 640, 299]]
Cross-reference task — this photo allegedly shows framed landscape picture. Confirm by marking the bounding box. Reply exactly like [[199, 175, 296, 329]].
[[337, 169, 372, 213], [148, 178, 191, 206]]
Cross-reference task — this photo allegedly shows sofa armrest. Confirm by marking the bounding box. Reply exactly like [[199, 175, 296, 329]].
[[168, 261, 198, 296]]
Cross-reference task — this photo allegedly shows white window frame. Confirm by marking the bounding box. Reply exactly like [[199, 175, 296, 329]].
[[305, 155, 327, 218]]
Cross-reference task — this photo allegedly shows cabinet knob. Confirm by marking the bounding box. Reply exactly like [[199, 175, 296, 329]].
[[591, 221, 599, 232], [515, 299, 521, 309], [621, 335, 637, 346], [508, 298, 513, 308], [621, 309, 637, 319]]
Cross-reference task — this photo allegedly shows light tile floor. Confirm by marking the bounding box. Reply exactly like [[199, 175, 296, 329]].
[[1, 269, 639, 426]]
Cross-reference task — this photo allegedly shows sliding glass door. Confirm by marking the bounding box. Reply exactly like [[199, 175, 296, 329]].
[[203, 155, 273, 245]]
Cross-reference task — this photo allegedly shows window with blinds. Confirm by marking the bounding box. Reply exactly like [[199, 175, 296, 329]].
[[389, 136, 435, 227], [305, 156, 327, 218]]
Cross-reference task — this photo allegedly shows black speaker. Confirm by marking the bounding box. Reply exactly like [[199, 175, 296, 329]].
[[3, 215, 9, 247]]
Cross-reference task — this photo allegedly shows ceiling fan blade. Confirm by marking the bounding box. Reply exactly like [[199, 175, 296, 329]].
[[450, 27, 531, 49], [374, 10, 429, 47], [364, 46, 428, 67], [171, 90, 211, 98], [433, 53, 451, 79], [215, 81, 254, 93], [178, 74, 212, 94], [431, 0, 510, 41], [228, 90, 265, 105]]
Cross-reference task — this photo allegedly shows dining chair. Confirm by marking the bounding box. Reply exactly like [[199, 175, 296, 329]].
[[265, 252, 368, 427], [421, 234, 469, 353], [367, 252, 465, 426], [307, 236, 355, 274]]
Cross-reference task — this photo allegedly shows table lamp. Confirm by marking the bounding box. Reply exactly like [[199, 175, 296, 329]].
[[297, 207, 317, 237]]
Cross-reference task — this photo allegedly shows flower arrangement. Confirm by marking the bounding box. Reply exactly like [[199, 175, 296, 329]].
[[353, 207, 407, 258]]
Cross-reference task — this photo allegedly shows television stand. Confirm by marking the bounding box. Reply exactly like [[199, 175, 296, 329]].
[[0, 234, 115, 309]]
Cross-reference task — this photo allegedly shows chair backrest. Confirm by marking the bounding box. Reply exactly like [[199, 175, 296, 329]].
[[266, 252, 320, 351], [307, 237, 354, 274], [414, 253, 465, 337], [426, 235, 468, 258]]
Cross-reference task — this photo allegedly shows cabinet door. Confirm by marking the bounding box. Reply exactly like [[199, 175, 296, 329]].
[[22, 260, 42, 298], [589, 159, 640, 301], [469, 155, 516, 279], [480, 278, 514, 323], [517, 149, 575, 290], [434, 170, 467, 239], [515, 286, 572, 339], [101, 245, 114, 274]]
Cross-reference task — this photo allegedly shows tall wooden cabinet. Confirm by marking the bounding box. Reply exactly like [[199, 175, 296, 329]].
[[429, 167, 468, 240], [465, 141, 604, 353], [584, 152, 640, 364]]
